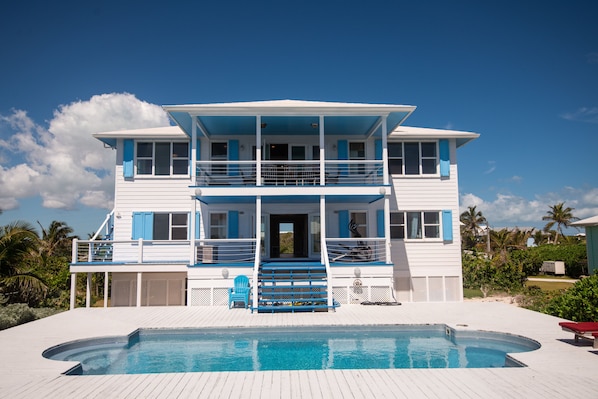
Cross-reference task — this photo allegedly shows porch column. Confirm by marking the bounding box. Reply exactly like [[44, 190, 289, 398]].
[[104, 272, 109, 308], [381, 116, 389, 185], [319, 115, 325, 185], [256, 115, 262, 185], [190, 195, 197, 264], [136, 272, 142, 307], [384, 196, 392, 264], [70, 272, 76, 310], [191, 116, 197, 180], [86, 272, 91, 308], [320, 195, 332, 307], [252, 195, 262, 309]]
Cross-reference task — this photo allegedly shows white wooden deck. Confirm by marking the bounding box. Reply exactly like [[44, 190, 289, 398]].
[[1, 303, 597, 398]]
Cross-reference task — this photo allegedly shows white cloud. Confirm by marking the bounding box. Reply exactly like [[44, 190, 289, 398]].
[[460, 186, 598, 229], [560, 107, 598, 124], [0, 93, 170, 211], [483, 160, 496, 174]]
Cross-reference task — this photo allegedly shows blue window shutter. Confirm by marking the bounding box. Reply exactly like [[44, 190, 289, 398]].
[[229, 140, 239, 176], [375, 139, 382, 160], [196, 139, 201, 161], [228, 210, 239, 239], [377, 209, 385, 237], [439, 139, 450, 177], [123, 139, 134, 178], [442, 210, 453, 241], [338, 210, 349, 238], [132, 212, 153, 239], [337, 140, 348, 160]]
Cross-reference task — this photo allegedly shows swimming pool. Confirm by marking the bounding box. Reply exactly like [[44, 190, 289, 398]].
[[43, 325, 540, 375]]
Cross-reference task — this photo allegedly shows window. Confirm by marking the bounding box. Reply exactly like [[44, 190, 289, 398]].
[[390, 211, 440, 240], [312, 146, 320, 160], [152, 213, 188, 240], [136, 142, 189, 176], [388, 142, 437, 175], [350, 211, 367, 238], [210, 212, 227, 239]]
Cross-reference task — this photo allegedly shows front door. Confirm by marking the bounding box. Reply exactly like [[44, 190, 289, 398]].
[[269, 214, 308, 258]]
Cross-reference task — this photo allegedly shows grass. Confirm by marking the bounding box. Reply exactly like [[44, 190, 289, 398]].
[[525, 280, 575, 291]]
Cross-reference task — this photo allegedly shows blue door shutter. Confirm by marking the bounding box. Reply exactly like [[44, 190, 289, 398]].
[[338, 210, 349, 238], [228, 210, 239, 239], [375, 139, 383, 176], [337, 140, 348, 176], [442, 210, 453, 241], [195, 211, 201, 239], [376, 209, 385, 237], [123, 139, 134, 178], [229, 140, 239, 176], [439, 139, 450, 177], [196, 139, 201, 161], [132, 212, 153, 239]]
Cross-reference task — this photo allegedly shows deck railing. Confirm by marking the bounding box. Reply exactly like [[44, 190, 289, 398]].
[[326, 238, 387, 263], [194, 238, 257, 265], [195, 160, 384, 187], [72, 239, 191, 264]]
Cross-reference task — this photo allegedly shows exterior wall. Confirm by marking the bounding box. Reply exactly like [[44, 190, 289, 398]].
[[389, 139, 463, 302], [587, 226, 598, 275]]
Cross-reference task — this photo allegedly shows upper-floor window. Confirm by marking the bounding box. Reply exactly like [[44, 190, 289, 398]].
[[349, 211, 367, 237], [390, 211, 440, 240], [209, 212, 227, 239], [388, 142, 437, 175], [136, 142, 189, 176]]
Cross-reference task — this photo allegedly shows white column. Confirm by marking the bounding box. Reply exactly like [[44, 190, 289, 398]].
[[191, 116, 197, 180], [256, 116, 262, 185], [136, 272, 142, 307], [384, 196, 392, 264], [70, 272, 76, 310], [86, 273, 91, 308], [319, 115, 325, 185], [190, 196, 197, 264], [252, 195, 262, 309], [381, 116, 389, 185], [104, 272, 109, 308]]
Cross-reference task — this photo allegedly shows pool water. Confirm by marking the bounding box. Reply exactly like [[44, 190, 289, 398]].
[[43, 325, 540, 375]]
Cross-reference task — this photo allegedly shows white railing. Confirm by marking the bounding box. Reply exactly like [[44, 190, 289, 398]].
[[72, 239, 191, 264], [326, 238, 387, 263], [195, 160, 384, 187], [194, 238, 257, 265]]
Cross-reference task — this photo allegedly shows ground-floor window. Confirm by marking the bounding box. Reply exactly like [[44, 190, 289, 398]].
[[209, 212, 227, 239], [390, 211, 440, 240]]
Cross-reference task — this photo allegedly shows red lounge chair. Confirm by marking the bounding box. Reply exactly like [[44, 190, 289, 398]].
[[559, 321, 598, 348]]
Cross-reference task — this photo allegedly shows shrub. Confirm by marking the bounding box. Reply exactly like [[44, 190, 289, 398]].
[[0, 304, 36, 330], [462, 252, 526, 296], [545, 275, 598, 321], [511, 244, 588, 278]]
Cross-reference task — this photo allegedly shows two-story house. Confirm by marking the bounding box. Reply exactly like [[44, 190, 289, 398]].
[[69, 99, 479, 312]]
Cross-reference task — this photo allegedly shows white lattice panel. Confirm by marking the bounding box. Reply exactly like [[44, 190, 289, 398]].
[[370, 286, 391, 302], [190, 288, 211, 306], [332, 287, 348, 304], [213, 288, 228, 306]]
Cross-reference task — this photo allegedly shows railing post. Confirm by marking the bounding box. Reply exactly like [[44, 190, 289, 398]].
[[72, 238, 78, 264], [70, 272, 76, 310], [138, 238, 143, 263]]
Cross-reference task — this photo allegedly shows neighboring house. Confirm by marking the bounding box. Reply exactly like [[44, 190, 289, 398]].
[[572, 216, 598, 275], [70, 100, 479, 311]]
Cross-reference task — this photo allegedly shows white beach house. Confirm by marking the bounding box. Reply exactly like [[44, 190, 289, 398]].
[[69, 100, 479, 312]]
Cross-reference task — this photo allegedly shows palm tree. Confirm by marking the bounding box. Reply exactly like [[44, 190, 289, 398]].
[[0, 221, 47, 303], [460, 206, 488, 251], [542, 202, 579, 244], [37, 220, 77, 258]]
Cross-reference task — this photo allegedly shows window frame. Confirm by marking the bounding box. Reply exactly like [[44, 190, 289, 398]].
[[349, 211, 367, 238], [389, 211, 442, 241], [152, 212, 189, 241], [209, 212, 228, 239], [135, 141, 189, 176], [388, 141, 439, 176]]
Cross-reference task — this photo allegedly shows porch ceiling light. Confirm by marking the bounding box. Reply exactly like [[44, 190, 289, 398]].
[[311, 123, 318, 128], [261, 123, 267, 128]]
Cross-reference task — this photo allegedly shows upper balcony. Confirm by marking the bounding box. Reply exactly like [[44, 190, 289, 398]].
[[196, 160, 384, 187]]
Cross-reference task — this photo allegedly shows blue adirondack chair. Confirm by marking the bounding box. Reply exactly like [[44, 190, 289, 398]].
[[228, 275, 250, 309]]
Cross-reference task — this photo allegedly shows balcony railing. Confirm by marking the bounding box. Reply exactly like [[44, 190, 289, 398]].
[[194, 239, 257, 265], [72, 239, 190, 264], [326, 238, 387, 263], [195, 160, 384, 187]]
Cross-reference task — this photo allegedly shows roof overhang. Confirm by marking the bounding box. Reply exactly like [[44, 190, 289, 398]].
[[163, 99, 416, 138], [93, 126, 185, 148], [389, 126, 480, 148], [572, 215, 598, 227]]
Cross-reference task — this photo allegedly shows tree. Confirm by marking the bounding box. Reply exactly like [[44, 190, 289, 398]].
[[0, 221, 47, 303], [460, 206, 487, 251], [542, 202, 579, 244], [37, 220, 77, 258]]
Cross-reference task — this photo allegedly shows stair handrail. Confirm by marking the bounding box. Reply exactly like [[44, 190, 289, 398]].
[[252, 237, 261, 310], [90, 210, 115, 241], [322, 241, 333, 308]]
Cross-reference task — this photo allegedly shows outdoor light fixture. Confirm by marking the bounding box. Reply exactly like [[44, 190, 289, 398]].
[[261, 123, 267, 128], [354, 267, 361, 277], [311, 123, 318, 128], [221, 268, 229, 279]]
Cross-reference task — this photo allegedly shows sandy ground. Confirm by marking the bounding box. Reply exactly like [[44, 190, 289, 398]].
[[464, 295, 519, 305]]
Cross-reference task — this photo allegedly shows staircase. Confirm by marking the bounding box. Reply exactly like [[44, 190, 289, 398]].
[[254, 262, 333, 313]]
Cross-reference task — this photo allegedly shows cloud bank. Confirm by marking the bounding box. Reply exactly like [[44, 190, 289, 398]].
[[460, 187, 598, 229], [0, 93, 170, 211]]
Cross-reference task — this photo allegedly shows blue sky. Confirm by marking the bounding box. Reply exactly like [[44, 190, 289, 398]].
[[1, 0, 597, 237]]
